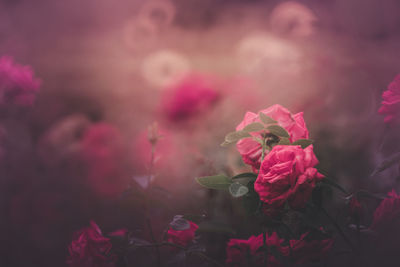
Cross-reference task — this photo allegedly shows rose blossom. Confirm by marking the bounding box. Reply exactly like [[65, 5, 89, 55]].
[[286, 232, 334, 264], [67, 221, 116, 267], [255, 145, 324, 212], [378, 74, 400, 124], [371, 189, 400, 231], [167, 220, 198, 247], [236, 104, 309, 171], [161, 74, 220, 123], [226, 232, 286, 267], [0, 56, 40, 106]]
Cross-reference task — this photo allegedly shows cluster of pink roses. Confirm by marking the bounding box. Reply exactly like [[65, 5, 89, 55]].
[[222, 104, 332, 265], [67, 219, 200, 267], [65, 86, 400, 267], [236, 104, 324, 213], [226, 231, 333, 267]]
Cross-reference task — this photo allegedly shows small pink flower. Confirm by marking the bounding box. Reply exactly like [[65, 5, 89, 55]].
[[286, 232, 334, 264], [236, 104, 309, 171], [167, 221, 198, 247], [371, 190, 400, 231], [0, 56, 40, 106], [161, 74, 220, 123], [378, 74, 400, 124], [255, 145, 324, 212], [225, 232, 286, 267], [67, 221, 116, 267]]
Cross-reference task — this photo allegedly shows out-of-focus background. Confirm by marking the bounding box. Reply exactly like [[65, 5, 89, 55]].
[[1, 0, 400, 266]]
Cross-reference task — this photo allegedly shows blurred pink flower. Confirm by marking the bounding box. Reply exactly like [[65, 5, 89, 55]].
[[67, 221, 116, 267], [378, 74, 400, 124], [167, 220, 198, 247], [255, 145, 324, 213], [161, 74, 220, 123], [371, 190, 400, 231], [286, 232, 334, 264], [0, 56, 40, 106], [236, 104, 309, 172], [225, 232, 285, 267], [81, 123, 128, 197]]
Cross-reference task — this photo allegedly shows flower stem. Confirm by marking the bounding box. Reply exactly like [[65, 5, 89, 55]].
[[320, 207, 357, 254]]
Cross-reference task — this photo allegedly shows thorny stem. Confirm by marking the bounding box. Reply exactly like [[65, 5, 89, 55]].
[[320, 207, 357, 253], [143, 141, 161, 267], [262, 228, 268, 267], [261, 136, 267, 162], [146, 218, 161, 267]]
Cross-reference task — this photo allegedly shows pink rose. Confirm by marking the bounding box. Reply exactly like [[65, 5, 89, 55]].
[[378, 74, 400, 124], [167, 221, 198, 247], [255, 145, 324, 212], [226, 232, 286, 267], [0, 56, 40, 106], [67, 221, 116, 267], [236, 104, 309, 171], [371, 190, 400, 231], [161, 74, 220, 123], [287, 232, 333, 264]]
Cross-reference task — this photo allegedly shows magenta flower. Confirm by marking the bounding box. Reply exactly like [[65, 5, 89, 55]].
[[255, 145, 324, 213], [371, 190, 400, 231], [0, 56, 40, 106], [167, 220, 198, 247], [67, 221, 116, 267], [225, 232, 286, 267], [286, 232, 334, 264], [378, 74, 400, 124], [161, 74, 220, 123]]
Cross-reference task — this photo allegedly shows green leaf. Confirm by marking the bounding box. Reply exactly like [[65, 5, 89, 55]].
[[231, 172, 257, 185], [229, 182, 249, 197], [259, 112, 277, 124], [195, 174, 232, 190], [224, 130, 251, 143], [232, 172, 258, 179], [292, 139, 313, 149], [371, 152, 400, 177], [320, 177, 347, 194], [242, 122, 265, 132], [197, 221, 236, 235], [278, 137, 291, 145], [266, 125, 290, 138], [221, 131, 252, 147]]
